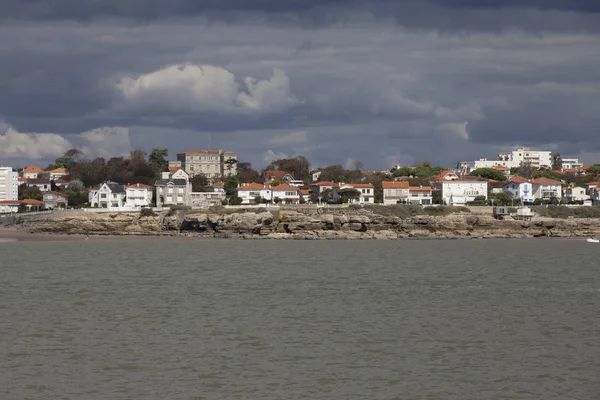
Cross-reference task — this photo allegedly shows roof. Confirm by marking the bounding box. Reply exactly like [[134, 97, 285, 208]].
[[209, 181, 224, 188], [237, 183, 268, 191], [586, 181, 600, 186], [177, 150, 236, 155], [0, 200, 22, 205], [271, 184, 300, 191], [436, 180, 487, 184], [105, 182, 126, 194], [22, 199, 43, 205], [347, 183, 374, 189], [168, 166, 180, 174], [409, 186, 432, 191], [44, 191, 68, 198], [124, 183, 153, 190], [437, 170, 458, 180], [299, 189, 311, 195], [264, 170, 293, 180], [22, 166, 45, 174], [507, 176, 528, 184], [18, 177, 27, 182], [27, 178, 50, 184], [491, 165, 509, 170], [565, 186, 584, 191], [382, 181, 409, 189], [531, 177, 562, 185], [54, 179, 69, 184], [47, 168, 67, 174], [155, 179, 187, 186]]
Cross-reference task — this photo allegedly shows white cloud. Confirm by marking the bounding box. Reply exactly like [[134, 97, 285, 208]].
[[268, 130, 308, 146], [263, 149, 289, 164], [116, 63, 299, 116], [79, 126, 132, 159], [0, 126, 73, 159], [0, 125, 132, 163]]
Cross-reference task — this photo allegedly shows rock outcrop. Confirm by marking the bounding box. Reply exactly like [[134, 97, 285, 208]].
[[14, 208, 600, 239]]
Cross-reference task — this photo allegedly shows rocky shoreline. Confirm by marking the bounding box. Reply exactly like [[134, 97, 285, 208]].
[[9, 207, 600, 240]]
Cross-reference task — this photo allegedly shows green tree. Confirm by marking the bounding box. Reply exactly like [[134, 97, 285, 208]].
[[266, 156, 311, 181], [223, 176, 239, 198], [54, 148, 85, 171], [515, 161, 536, 179], [254, 196, 263, 205], [469, 168, 507, 181], [190, 173, 209, 192], [432, 190, 443, 205], [551, 153, 563, 171], [18, 184, 43, 201], [236, 162, 261, 183], [533, 170, 564, 181], [338, 188, 361, 203], [224, 158, 238, 176], [149, 149, 169, 172]]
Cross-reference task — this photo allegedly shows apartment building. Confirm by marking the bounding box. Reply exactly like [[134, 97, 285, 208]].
[[0, 166, 19, 201], [176, 150, 237, 179], [498, 148, 552, 169]]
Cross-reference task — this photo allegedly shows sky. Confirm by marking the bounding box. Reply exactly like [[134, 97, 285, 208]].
[[0, 0, 599, 171]]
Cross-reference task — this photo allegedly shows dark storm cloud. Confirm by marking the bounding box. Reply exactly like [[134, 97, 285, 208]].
[[1, 0, 600, 169]]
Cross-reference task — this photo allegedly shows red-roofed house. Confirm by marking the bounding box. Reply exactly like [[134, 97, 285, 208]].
[[334, 183, 375, 204], [271, 184, 301, 204], [263, 170, 294, 183], [26, 178, 51, 192], [21, 166, 45, 179], [43, 191, 69, 210], [503, 177, 534, 204], [237, 183, 272, 204], [0, 199, 22, 213], [382, 181, 409, 204], [435, 170, 460, 182], [409, 186, 433, 205]]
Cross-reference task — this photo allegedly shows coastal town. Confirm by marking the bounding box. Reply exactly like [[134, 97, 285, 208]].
[[1, 146, 600, 214]]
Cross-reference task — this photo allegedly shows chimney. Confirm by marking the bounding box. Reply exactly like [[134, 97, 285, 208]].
[[161, 171, 170, 179]]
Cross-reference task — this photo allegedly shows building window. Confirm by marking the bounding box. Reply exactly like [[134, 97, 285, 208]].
[[101, 194, 106, 198]]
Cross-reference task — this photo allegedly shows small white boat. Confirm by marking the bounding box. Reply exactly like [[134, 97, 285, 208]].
[[586, 238, 599, 243]]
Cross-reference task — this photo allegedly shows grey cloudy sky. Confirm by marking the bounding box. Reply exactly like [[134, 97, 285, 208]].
[[0, 0, 599, 170]]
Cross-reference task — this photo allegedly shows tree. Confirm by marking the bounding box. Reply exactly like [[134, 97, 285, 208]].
[[338, 188, 361, 203], [469, 168, 507, 181], [265, 156, 311, 181], [224, 158, 238, 176], [66, 179, 85, 191], [273, 197, 281, 204], [353, 160, 363, 171], [191, 173, 209, 192], [254, 196, 263, 205], [223, 176, 239, 198], [515, 161, 536, 179], [432, 190, 443, 205], [320, 188, 333, 203], [318, 165, 347, 182], [236, 162, 261, 183], [149, 149, 169, 172], [18, 184, 43, 201], [533, 170, 564, 182], [54, 149, 85, 171], [551, 153, 563, 171]]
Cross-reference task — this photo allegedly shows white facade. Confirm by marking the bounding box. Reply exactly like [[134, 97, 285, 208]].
[[271, 185, 301, 204], [561, 158, 582, 170], [435, 181, 488, 206], [237, 184, 272, 204], [563, 187, 588, 202], [498, 148, 552, 169], [333, 184, 375, 204], [503, 180, 534, 204], [531, 179, 562, 201], [591, 187, 600, 205], [91, 182, 126, 209], [0, 167, 18, 201], [382, 181, 409, 205], [125, 184, 153, 208], [188, 192, 226, 208], [408, 186, 433, 205]]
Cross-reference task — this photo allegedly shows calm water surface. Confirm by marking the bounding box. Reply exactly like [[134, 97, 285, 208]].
[[1, 238, 599, 399]]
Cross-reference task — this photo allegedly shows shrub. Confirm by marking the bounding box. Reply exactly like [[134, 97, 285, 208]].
[[364, 205, 425, 218], [140, 208, 157, 217]]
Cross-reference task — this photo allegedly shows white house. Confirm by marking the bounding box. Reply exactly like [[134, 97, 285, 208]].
[[237, 183, 272, 204], [271, 184, 301, 204], [498, 148, 552, 169], [531, 178, 562, 201], [434, 180, 488, 206], [408, 186, 433, 205], [382, 181, 409, 204], [436, 170, 460, 181], [333, 183, 375, 204], [45, 168, 69, 180], [561, 158, 583, 171], [26, 178, 51, 192], [90, 182, 126, 209], [0, 200, 21, 213], [20, 165, 45, 179], [43, 191, 69, 209], [503, 177, 534, 204], [591, 187, 600, 205], [563, 186, 588, 202], [310, 181, 339, 199], [0, 166, 18, 201], [124, 183, 154, 208]]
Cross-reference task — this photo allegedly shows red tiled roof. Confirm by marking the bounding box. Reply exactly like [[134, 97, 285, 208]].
[[382, 181, 409, 189], [348, 183, 374, 189], [265, 170, 293, 180], [22, 199, 43, 205], [531, 178, 562, 185], [313, 181, 337, 186], [168, 166, 180, 174], [271, 184, 299, 191], [237, 183, 268, 191], [508, 176, 528, 184], [44, 191, 68, 198], [47, 168, 67, 174], [22, 166, 45, 174], [0, 200, 22, 205], [177, 150, 236, 155], [27, 178, 50, 184], [54, 179, 69, 184], [409, 186, 432, 191]]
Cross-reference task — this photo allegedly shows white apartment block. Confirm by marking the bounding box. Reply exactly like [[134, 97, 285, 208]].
[[561, 158, 583, 170], [498, 148, 552, 169], [434, 180, 488, 206], [0, 167, 19, 201], [176, 150, 237, 179]]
